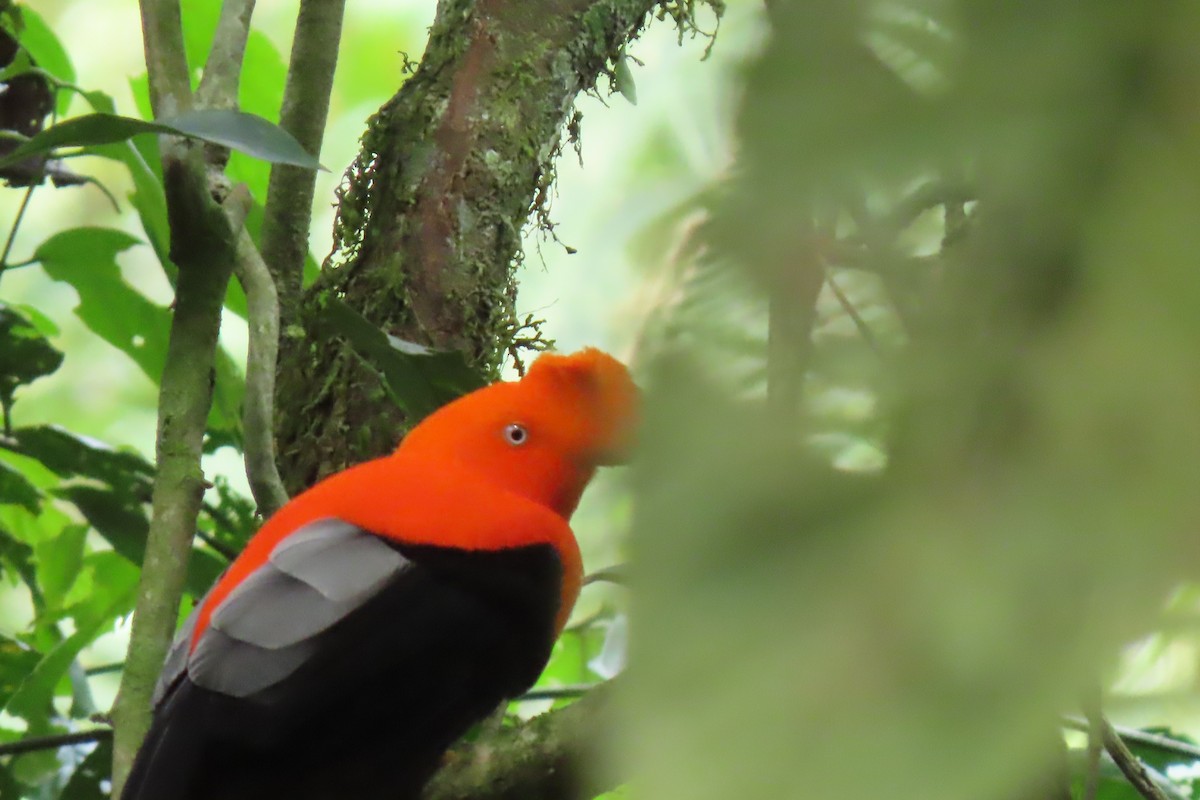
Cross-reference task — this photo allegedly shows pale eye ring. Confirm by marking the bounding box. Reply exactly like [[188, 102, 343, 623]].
[[503, 423, 528, 446]]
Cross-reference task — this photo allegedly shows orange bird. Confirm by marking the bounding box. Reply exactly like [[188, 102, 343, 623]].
[[120, 348, 638, 800]]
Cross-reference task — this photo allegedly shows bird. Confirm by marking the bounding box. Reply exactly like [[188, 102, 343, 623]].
[[119, 347, 638, 800]]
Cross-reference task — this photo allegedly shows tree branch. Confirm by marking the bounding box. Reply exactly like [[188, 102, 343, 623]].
[[110, 153, 238, 794], [196, 0, 257, 109], [227, 194, 290, 518], [0, 728, 111, 758], [260, 0, 346, 330], [137, 0, 193, 118], [1062, 716, 1200, 765], [111, 9, 239, 790], [1083, 704, 1174, 800], [425, 684, 620, 800]]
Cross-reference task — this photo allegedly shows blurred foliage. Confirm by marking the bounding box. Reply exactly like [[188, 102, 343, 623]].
[[628, 4, 1200, 800]]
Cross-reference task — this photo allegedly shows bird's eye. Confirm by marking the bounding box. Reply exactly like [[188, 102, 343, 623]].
[[503, 423, 528, 446]]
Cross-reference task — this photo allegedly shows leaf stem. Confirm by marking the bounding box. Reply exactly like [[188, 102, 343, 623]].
[[260, 0, 347, 329], [0, 181, 39, 286]]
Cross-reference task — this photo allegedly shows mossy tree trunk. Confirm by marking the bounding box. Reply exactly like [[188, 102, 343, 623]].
[[274, 0, 715, 492]]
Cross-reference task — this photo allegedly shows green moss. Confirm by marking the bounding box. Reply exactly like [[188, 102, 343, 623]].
[[275, 0, 724, 492]]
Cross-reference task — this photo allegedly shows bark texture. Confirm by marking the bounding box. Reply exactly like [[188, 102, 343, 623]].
[[275, 0, 715, 492]]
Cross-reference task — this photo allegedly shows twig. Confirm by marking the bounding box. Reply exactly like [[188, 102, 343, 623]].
[[826, 271, 882, 355], [137, 0, 193, 119], [111, 6, 234, 786], [1062, 716, 1200, 764], [226, 193, 290, 518], [85, 662, 125, 677], [260, 0, 347, 328], [0, 180, 38, 285], [0, 728, 111, 758], [518, 684, 596, 702], [1082, 705, 1175, 800], [1083, 689, 1104, 800], [194, 526, 238, 561], [583, 565, 627, 586], [196, 0, 257, 109]]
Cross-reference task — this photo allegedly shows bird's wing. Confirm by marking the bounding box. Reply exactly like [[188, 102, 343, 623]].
[[127, 516, 562, 800], [152, 518, 409, 703]]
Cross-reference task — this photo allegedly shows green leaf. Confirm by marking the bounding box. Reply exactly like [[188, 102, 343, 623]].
[[0, 634, 41, 711], [64, 551, 139, 630], [62, 485, 224, 597], [0, 459, 42, 513], [614, 55, 638, 106], [320, 298, 488, 422], [34, 523, 87, 611], [1127, 728, 1200, 774], [11, 425, 153, 496], [0, 526, 37, 593], [0, 110, 323, 171], [2, 585, 132, 720], [11, 8, 74, 116], [33, 228, 170, 384], [0, 304, 64, 404], [161, 109, 324, 170]]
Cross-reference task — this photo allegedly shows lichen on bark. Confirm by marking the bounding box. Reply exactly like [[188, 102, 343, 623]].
[[274, 0, 721, 492]]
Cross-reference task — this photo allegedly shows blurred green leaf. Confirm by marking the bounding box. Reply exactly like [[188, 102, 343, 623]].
[[34, 227, 164, 375], [0, 303, 64, 405], [10, 7, 74, 116], [0, 633, 41, 710], [0, 459, 41, 512], [12, 425, 153, 495], [34, 522, 86, 611], [2, 586, 130, 720], [0, 525, 36, 592], [162, 109, 323, 169], [60, 484, 224, 597], [1, 110, 323, 170], [321, 298, 487, 421], [614, 56, 638, 105]]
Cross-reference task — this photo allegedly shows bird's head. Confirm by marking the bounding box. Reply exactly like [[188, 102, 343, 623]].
[[397, 348, 639, 517]]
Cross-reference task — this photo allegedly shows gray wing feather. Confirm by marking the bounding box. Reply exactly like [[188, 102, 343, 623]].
[[269, 518, 406, 602], [185, 518, 411, 699], [188, 628, 314, 697], [152, 604, 200, 707], [210, 568, 346, 649]]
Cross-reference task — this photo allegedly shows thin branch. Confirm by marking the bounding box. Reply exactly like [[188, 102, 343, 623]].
[[583, 565, 627, 586], [226, 191, 290, 517], [1083, 689, 1104, 800], [1082, 704, 1174, 800], [194, 526, 238, 561], [518, 684, 597, 702], [260, 0, 347, 329], [138, 0, 193, 119], [196, 0, 257, 109], [0, 180, 38, 285], [1062, 716, 1200, 764], [826, 271, 882, 355], [109, 148, 238, 793], [0, 728, 111, 758], [85, 662, 125, 677]]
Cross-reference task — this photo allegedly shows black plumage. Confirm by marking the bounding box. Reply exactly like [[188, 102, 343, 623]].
[[121, 521, 562, 800]]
